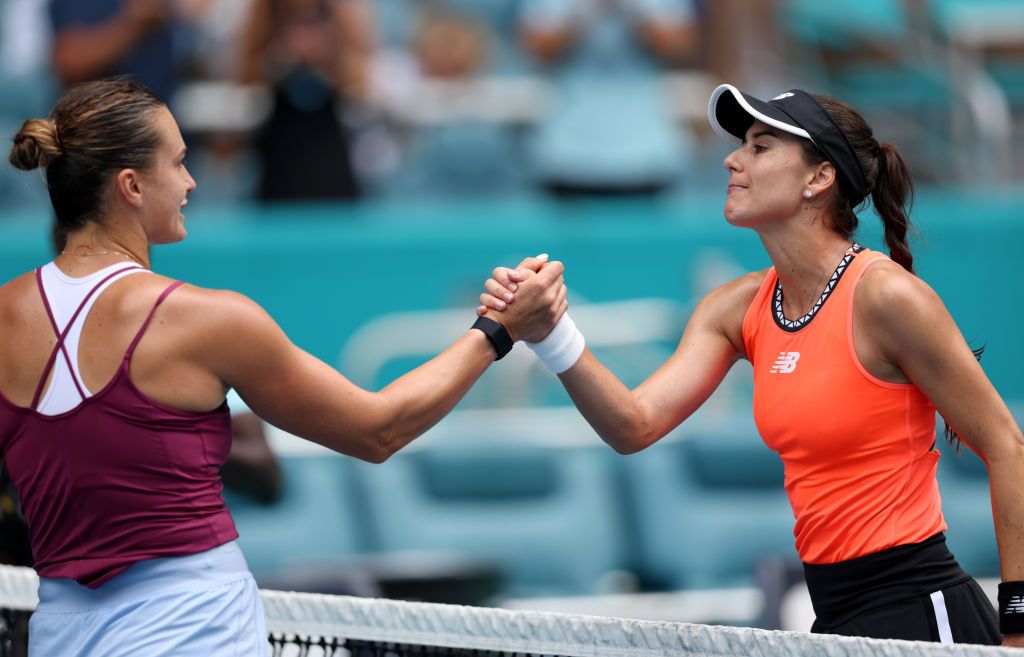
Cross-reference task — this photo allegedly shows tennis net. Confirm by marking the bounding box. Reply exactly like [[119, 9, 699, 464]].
[[0, 564, 1016, 656]]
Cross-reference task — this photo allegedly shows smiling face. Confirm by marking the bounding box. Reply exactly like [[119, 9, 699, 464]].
[[136, 106, 196, 244], [722, 121, 821, 229]]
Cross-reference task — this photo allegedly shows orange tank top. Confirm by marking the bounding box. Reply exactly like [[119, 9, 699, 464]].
[[742, 246, 945, 564]]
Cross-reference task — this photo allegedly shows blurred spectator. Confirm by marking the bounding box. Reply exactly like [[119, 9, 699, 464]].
[[181, 0, 254, 82], [415, 11, 488, 81], [48, 0, 183, 101], [519, 0, 701, 196], [374, 4, 529, 197], [240, 0, 371, 201], [174, 0, 263, 206]]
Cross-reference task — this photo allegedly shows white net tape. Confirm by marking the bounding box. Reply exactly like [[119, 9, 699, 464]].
[[1, 565, 1017, 656]]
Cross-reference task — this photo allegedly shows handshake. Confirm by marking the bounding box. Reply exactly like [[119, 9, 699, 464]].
[[473, 254, 585, 374]]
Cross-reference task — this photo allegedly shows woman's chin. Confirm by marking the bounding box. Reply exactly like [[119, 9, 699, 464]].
[[150, 227, 187, 245], [723, 205, 747, 227]]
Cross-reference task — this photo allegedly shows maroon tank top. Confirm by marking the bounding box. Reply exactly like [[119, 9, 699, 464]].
[[0, 269, 238, 588]]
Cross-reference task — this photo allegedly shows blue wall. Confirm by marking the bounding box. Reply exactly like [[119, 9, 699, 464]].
[[2, 189, 1020, 402]]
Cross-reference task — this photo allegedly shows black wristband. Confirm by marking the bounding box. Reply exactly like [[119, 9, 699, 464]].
[[998, 581, 1024, 634], [471, 316, 514, 361]]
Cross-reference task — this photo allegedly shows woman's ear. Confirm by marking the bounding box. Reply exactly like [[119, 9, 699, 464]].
[[806, 161, 837, 198], [113, 168, 144, 209]]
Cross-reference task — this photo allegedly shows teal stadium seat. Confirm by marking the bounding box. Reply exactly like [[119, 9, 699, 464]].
[[775, 0, 959, 177], [775, 0, 950, 111], [622, 428, 796, 590], [778, 0, 908, 50], [224, 454, 366, 579], [929, 0, 1024, 106], [352, 439, 629, 598]]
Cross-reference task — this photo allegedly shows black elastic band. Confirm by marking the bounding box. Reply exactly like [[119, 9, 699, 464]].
[[998, 581, 1024, 634], [471, 316, 514, 361], [780, 91, 869, 205]]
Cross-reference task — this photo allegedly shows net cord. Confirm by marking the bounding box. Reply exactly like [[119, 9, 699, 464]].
[[1, 565, 1017, 656]]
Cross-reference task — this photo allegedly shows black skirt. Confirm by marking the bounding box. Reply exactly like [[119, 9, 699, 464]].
[[804, 533, 1000, 645]]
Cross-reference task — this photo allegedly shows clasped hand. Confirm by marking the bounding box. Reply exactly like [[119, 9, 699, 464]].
[[478, 254, 567, 343]]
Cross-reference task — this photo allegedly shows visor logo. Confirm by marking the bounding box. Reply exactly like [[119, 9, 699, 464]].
[[772, 92, 795, 100]]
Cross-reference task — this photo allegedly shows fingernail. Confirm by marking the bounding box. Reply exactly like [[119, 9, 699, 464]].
[[509, 283, 518, 291], [536, 253, 549, 260], [504, 293, 514, 302]]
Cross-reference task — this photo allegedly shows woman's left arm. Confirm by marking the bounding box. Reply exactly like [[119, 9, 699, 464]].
[[858, 262, 1024, 646]]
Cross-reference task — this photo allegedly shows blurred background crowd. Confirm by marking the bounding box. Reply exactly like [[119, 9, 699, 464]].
[[2, 0, 1023, 209], [1, 0, 1024, 633]]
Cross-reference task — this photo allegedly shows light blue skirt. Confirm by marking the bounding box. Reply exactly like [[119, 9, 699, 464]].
[[30, 541, 269, 657]]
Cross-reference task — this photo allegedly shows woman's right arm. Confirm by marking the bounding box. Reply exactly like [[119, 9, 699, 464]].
[[185, 262, 566, 463], [487, 269, 763, 454]]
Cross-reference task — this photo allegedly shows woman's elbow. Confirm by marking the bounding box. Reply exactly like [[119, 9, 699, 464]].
[[604, 424, 657, 455], [609, 438, 643, 456], [323, 423, 395, 464], [607, 405, 660, 455], [362, 445, 391, 464], [984, 433, 1024, 474], [357, 429, 397, 464], [361, 419, 413, 464]]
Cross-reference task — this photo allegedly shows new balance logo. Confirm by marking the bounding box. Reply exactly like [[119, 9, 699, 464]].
[[1006, 595, 1024, 614], [770, 351, 800, 374]]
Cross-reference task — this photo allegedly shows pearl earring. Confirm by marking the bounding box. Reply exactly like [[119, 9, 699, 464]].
[[803, 190, 813, 199]]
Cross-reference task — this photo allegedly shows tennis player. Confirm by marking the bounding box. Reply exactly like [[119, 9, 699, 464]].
[[0, 77, 565, 656], [480, 85, 1024, 646]]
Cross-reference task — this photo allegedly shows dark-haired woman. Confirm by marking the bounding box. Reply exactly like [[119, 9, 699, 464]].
[[480, 85, 1024, 647], [1, 77, 564, 656]]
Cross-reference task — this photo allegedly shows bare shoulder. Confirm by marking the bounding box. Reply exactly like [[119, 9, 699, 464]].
[[699, 269, 769, 320], [692, 269, 769, 352], [122, 277, 289, 382], [0, 273, 41, 336], [856, 260, 944, 324], [147, 279, 278, 340], [0, 271, 40, 309]]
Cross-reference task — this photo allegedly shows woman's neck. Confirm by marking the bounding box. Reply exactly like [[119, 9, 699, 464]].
[[58, 221, 151, 274], [759, 226, 852, 320]]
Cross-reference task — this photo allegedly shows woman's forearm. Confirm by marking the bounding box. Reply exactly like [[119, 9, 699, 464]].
[[986, 437, 1024, 582], [369, 330, 495, 460], [558, 349, 656, 454]]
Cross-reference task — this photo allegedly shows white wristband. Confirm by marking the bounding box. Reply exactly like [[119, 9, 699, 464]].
[[527, 312, 585, 374]]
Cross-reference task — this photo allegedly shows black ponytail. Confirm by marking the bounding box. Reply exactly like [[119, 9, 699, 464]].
[[872, 142, 915, 273], [799, 95, 917, 273]]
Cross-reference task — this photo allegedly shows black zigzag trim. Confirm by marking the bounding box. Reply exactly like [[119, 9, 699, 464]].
[[772, 244, 864, 333]]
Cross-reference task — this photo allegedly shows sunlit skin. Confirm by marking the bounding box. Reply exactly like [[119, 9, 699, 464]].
[[479, 124, 1024, 648], [1, 102, 568, 465], [720, 121, 849, 319], [59, 106, 196, 272], [135, 107, 196, 245], [722, 122, 827, 229]]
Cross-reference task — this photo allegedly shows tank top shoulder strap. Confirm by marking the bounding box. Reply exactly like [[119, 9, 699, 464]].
[[831, 248, 890, 304], [849, 249, 890, 279], [741, 267, 778, 359], [123, 281, 185, 363], [31, 265, 143, 410]]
